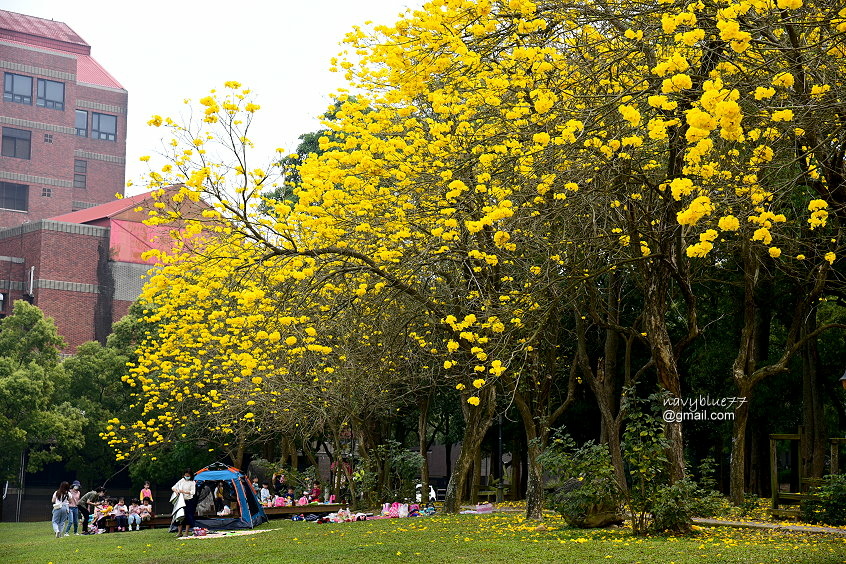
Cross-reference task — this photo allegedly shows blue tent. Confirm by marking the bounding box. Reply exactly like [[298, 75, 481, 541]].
[[183, 463, 267, 530]]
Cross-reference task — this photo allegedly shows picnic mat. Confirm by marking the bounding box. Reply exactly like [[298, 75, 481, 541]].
[[182, 528, 277, 540]]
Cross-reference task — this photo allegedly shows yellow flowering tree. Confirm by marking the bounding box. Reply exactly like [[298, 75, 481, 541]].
[[121, 0, 846, 513]]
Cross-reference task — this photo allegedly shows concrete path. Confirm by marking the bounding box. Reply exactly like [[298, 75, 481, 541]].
[[693, 517, 846, 536]]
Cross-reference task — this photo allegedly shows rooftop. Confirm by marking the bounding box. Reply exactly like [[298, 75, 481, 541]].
[[0, 9, 89, 54], [51, 192, 157, 225], [0, 9, 125, 90]]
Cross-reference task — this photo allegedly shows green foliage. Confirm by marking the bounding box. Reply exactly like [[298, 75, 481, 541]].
[[366, 439, 424, 503], [621, 388, 670, 535], [127, 438, 211, 487], [538, 432, 624, 528], [0, 301, 65, 367], [697, 457, 718, 491], [58, 302, 151, 487], [0, 302, 83, 481], [650, 478, 723, 533], [738, 493, 761, 518], [801, 474, 846, 526]]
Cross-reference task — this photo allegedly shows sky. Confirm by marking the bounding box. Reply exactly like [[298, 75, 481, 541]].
[[1, 0, 422, 194]]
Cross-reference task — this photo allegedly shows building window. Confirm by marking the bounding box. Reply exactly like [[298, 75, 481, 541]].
[[0, 182, 28, 211], [43, 133, 53, 143], [74, 159, 87, 189], [42, 187, 52, 197], [3, 73, 32, 104], [36, 79, 64, 110], [1, 127, 31, 159], [75, 110, 88, 137], [91, 112, 117, 141]]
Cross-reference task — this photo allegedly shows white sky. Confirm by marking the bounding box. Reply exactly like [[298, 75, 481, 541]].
[[1, 0, 422, 194]]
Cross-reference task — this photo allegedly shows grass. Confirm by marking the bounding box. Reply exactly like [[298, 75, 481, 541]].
[[3, 513, 846, 564]]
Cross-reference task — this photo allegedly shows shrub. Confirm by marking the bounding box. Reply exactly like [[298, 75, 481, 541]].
[[650, 478, 723, 533], [538, 433, 624, 528], [801, 474, 846, 526]]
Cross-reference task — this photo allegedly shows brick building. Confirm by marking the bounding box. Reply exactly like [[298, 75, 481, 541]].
[[1, 9, 127, 229], [0, 190, 185, 352]]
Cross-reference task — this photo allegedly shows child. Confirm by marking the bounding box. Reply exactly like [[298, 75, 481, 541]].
[[139, 497, 153, 522], [127, 499, 142, 531], [139, 481, 153, 506], [309, 481, 322, 503], [259, 482, 272, 506], [113, 497, 129, 531], [283, 487, 296, 503], [92, 498, 113, 533]]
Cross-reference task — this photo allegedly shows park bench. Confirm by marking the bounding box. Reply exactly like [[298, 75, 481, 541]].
[[264, 503, 346, 519], [100, 514, 171, 532], [769, 431, 846, 519]]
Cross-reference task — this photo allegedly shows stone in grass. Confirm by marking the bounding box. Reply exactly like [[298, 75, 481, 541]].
[[558, 478, 624, 529]]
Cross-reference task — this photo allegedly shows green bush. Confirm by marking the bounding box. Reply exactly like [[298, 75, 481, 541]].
[[801, 474, 846, 525], [650, 478, 723, 533], [538, 433, 624, 528]]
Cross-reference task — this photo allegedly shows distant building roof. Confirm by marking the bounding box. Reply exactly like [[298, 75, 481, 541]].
[[0, 9, 125, 90], [76, 54, 124, 90], [0, 9, 89, 54], [51, 192, 158, 225]]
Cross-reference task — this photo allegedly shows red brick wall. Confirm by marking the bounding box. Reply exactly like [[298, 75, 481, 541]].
[[1, 42, 127, 228], [37, 287, 98, 350]]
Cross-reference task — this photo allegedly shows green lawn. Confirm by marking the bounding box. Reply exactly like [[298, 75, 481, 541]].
[[3, 514, 846, 564]]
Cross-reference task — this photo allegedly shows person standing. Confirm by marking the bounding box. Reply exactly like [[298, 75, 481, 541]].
[[63, 481, 82, 535], [171, 469, 196, 537], [139, 481, 154, 510], [78, 486, 104, 534], [50, 481, 71, 538]]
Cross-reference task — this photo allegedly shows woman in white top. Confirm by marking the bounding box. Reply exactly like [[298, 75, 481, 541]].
[[171, 469, 196, 537], [50, 481, 71, 538]]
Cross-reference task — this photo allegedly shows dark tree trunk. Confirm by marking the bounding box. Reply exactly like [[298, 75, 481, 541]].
[[643, 271, 685, 482], [444, 388, 496, 513], [801, 307, 826, 480], [729, 384, 752, 504], [418, 394, 431, 504]]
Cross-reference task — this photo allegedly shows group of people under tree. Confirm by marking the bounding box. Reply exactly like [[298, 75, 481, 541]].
[[253, 473, 323, 507], [50, 480, 155, 537]]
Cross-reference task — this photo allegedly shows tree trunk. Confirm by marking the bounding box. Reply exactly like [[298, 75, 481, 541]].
[[472, 448, 482, 504], [729, 385, 752, 504], [444, 388, 496, 513], [643, 272, 685, 482], [525, 440, 545, 520], [418, 395, 431, 504], [801, 307, 826, 480]]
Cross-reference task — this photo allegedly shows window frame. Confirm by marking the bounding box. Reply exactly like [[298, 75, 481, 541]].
[[74, 159, 87, 189], [3, 73, 32, 105], [1, 127, 31, 160], [75, 110, 88, 137], [91, 112, 117, 141], [0, 181, 29, 212], [36, 78, 65, 110]]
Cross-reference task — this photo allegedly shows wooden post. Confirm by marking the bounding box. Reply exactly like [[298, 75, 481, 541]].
[[770, 436, 778, 510]]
